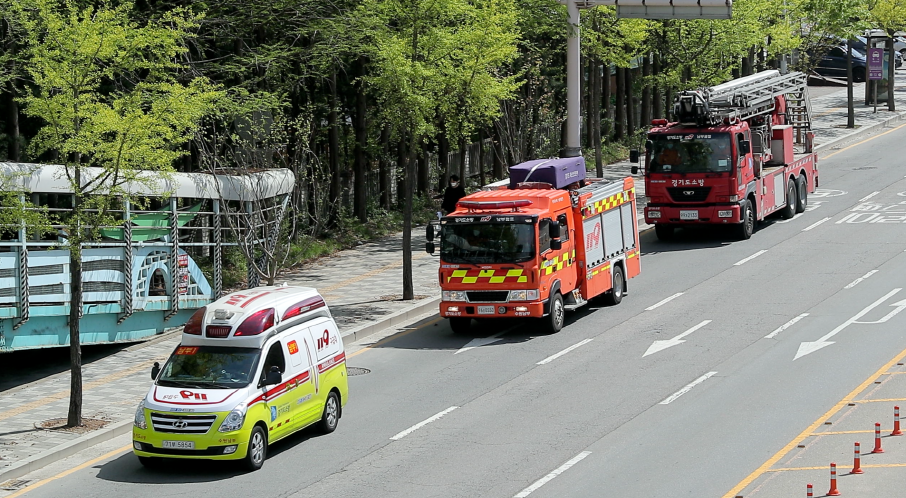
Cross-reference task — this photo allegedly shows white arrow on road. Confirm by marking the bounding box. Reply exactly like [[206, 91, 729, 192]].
[[643, 320, 711, 357], [455, 331, 507, 354], [856, 298, 906, 324], [795, 288, 902, 360]]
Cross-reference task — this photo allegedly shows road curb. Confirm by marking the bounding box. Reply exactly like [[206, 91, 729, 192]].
[[340, 297, 441, 344], [0, 419, 132, 483], [813, 110, 906, 153]]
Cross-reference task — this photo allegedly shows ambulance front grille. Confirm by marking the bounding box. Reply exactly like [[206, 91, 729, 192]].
[[150, 413, 217, 434]]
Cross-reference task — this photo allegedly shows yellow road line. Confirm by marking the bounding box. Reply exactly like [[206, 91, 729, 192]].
[[879, 371, 906, 375], [766, 463, 906, 473], [822, 122, 906, 160], [808, 430, 878, 435], [852, 398, 906, 403], [5, 444, 132, 498], [721, 345, 906, 498], [0, 360, 161, 423], [346, 317, 442, 359]]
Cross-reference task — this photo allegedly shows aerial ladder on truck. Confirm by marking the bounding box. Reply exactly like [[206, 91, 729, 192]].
[[637, 70, 819, 240]]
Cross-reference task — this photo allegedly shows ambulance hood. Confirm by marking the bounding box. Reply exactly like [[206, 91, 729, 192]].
[[145, 385, 249, 413]]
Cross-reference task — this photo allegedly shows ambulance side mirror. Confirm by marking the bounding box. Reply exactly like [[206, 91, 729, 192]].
[[151, 362, 160, 380], [265, 366, 282, 386], [425, 242, 435, 254]]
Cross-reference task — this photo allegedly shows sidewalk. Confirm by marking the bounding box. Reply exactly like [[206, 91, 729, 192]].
[[1, 69, 905, 487]]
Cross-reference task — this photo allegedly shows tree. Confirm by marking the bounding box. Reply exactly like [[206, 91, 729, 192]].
[[354, 0, 519, 300], [868, 0, 906, 111], [14, 0, 221, 426]]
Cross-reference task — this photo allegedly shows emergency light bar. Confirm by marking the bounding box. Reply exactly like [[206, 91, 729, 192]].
[[457, 200, 533, 211]]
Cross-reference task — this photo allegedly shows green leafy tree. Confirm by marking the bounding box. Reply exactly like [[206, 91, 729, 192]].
[[14, 0, 222, 426]]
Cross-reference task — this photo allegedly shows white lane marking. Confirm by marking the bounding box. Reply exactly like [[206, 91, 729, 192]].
[[803, 217, 831, 231], [455, 330, 507, 354], [513, 451, 592, 498], [643, 320, 711, 357], [660, 372, 718, 405], [390, 406, 458, 440], [855, 298, 906, 325], [537, 339, 593, 365], [645, 292, 684, 311], [734, 250, 767, 266], [859, 191, 880, 202], [795, 288, 902, 360], [764, 313, 809, 339], [844, 270, 879, 289]]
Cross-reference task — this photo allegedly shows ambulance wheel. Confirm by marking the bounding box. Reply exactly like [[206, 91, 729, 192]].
[[780, 179, 796, 219], [736, 200, 754, 240], [543, 293, 564, 334], [137, 456, 162, 469], [318, 391, 340, 434], [655, 225, 674, 241], [449, 317, 472, 334], [795, 175, 808, 213], [243, 426, 267, 471], [602, 266, 624, 306]]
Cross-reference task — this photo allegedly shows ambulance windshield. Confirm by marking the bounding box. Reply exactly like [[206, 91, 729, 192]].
[[158, 346, 260, 389], [441, 223, 535, 264], [648, 133, 733, 174]]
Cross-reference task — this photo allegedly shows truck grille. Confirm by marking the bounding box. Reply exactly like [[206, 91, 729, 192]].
[[667, 187, 711, 203], [466, 291, 509, 303], [150, 413, 217, 434]]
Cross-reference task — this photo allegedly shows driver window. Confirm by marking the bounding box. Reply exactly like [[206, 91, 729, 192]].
[[557, 214, 569, 242], [260, 342, 286, 385], [538, 219, 551, 253]]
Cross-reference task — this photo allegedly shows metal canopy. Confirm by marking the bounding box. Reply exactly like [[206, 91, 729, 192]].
[[574, 0, 732, 19]]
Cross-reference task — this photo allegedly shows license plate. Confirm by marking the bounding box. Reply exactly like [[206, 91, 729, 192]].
[[162, 440, 195, 450], [680, 210, 699, 220], [477, 306, 495, 315]]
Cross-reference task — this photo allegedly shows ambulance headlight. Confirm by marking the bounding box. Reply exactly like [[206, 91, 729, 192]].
[[218, 404, 247, 433], [443, 291, 467, 301], [509, 290, 539, 301], [133, 400, 147, 429]]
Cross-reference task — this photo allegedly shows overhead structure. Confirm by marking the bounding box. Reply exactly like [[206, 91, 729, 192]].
[[558, 0, 732, 157]]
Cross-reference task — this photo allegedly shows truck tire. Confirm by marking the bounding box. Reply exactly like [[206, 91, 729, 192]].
[[543, 293, 564, 334], [317, 391, 340, 434], [243, 425, 267, 472], [655, 225, 674, 241], [449, 317, 471, 334], [736, 200, 754, 240], [602, 265, 624, 306], [780, 179, 796, 219], [795, 175, 807, 213]]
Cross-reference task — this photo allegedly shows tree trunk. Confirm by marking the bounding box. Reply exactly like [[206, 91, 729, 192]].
[[418, 140, 429, 195], [847, 38, 854, 128], [353, 58, 368, 222], [492, 125, 504, 179], [67, 172, 83, 427], [402, 132, 418, 301], [615, 66, 625, 141], [652, 55, 663, 119], [888, 36, 896, 112], [641, 54, 651, 128], [586, 58, 596, 149], [592, 61, 603, 176], [327, 71, 341, 225], [4, 81, 20, 162], [458, 136, 467, 184], [437, 126, 450, 191], [396, 135, 406, 208], [379, 126, 391, 210], [625, 66, 635, 137], [477, 128, 486, 186], [603, 63, 612, 140]]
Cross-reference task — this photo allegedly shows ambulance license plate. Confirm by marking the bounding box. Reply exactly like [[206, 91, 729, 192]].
[[162, 440, 195, 450], [477, 306, 495, 315], [680, 210, 699, 220]]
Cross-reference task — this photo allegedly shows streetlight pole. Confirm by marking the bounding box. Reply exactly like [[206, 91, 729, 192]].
[[564, 0, 582, 158]]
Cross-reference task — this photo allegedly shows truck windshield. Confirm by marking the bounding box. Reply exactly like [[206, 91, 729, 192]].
[[648, 133, 733, 174], [441, 223, 535, 264], [157, 346, 260, 389]]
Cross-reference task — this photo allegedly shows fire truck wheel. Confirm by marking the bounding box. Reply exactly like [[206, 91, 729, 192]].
[[449, 317, 472, 334], [795, 175, 807, 213], [603, 266, 624, 306], [736, 200, 754, 240], [780, 180, 796, 219], [654, 225, 674, 241], [544, 293, 564, 334]]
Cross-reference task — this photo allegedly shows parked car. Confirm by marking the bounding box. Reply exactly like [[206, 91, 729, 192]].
[[848, 36, 903, 68], [810, 46, 867, 82]]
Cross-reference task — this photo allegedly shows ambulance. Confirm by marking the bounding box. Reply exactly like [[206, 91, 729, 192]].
[[132, 285, 348, 471]]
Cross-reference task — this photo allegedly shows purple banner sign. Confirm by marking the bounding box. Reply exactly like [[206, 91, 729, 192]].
[[868, 47, 883, 80]]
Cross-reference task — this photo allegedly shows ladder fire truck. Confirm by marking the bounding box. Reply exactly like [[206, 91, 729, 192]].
[[632, 70, 818, 240], [427, 158, 641, 334]]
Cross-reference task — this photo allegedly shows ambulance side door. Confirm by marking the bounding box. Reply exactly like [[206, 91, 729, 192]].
[[301, 320, 344, 426], [283, 329, 317, 431], [259, 339, 294, 441]]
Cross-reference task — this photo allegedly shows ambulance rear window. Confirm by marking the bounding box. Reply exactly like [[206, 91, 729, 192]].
[[158, 346, 260, 389]]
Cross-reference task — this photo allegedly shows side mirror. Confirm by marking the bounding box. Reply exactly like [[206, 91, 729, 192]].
[[151, 362, 160, 380], [264, 366, 282, 386], [631, 166, 639, 175], [548, 221, 561, 239], [740, 140, 751, 155], [426, 223, 435, 241], [550, 239, 562, 251], [426, 242, 435, 254], [629, 150, 640, 163], [645, 140, 653, 153]]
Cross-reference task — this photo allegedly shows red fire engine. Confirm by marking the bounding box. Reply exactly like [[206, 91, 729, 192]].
[[427, 158, 641, 334], [633, 70, 818, 240]]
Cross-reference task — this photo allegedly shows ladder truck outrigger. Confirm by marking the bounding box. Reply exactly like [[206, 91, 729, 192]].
[[632, 70, 818, 240]]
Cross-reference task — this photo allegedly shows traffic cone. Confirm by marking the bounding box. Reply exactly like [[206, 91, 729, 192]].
[[828, 463, 841, 496], [892, 406, 902, 436], [851, 442, 863, 474], [872, 422, 884, 453], [807, 483, 813, 497]]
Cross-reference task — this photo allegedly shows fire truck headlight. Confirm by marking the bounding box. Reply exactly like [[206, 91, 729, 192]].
[[133, 400, 147, 429], [647, 211, 662, 219], [509, 290, 539, 301], [219, 404, 247, 433], [443, 291, 467, 301]]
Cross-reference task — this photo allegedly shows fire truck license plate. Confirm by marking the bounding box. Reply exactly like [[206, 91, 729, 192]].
[[680, 210, 699, 220], [162, 440, 195, 450], [477, 306, 495, 315]]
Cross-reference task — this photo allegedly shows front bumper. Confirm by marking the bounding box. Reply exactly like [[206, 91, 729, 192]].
[[132, 423, 250, 461], [440, 300, 545, 318], [645, 204, 741, 225]]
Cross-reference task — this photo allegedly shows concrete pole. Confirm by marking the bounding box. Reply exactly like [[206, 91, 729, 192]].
[[564, 0, 582, 158]]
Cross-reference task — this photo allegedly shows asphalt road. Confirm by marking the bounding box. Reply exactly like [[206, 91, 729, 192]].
[[6, 122, 906, 497]]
